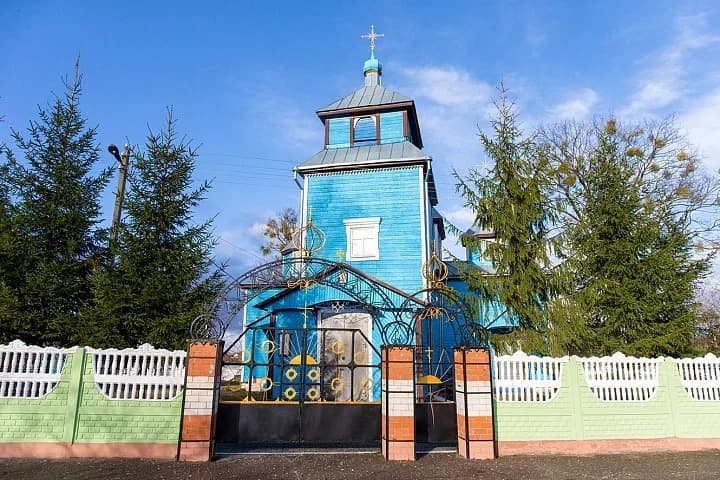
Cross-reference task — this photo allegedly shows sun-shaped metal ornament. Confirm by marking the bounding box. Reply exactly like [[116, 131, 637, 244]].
[[291, 218, 326, 256], [422, 250, 449, 289], [190, 313, 225, 340]]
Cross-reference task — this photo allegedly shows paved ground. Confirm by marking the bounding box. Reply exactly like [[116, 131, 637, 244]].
[[1, 451, 719, 480]]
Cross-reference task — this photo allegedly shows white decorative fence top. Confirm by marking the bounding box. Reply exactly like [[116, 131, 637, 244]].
[[675, 353, 720, 401], [581, 353, 662, 402], [0, 340, 76, 398], [87, 344, 186, 401], [494, 351, 568, 402]]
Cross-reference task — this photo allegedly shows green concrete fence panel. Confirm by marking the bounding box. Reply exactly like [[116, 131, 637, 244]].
[[0, 347, 78, 442], [0, 341, 186, 447], [495, 355, 720, 442], [0, 341, 82, 442], [669, 358, 720, 438], [75, 349, 184, 443]]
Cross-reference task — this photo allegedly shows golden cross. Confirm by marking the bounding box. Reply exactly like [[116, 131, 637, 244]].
[[299, 306, 313, 329]]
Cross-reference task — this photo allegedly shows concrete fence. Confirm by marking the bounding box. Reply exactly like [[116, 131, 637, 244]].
[[0, 340, 185, 459], [2, 339, 720, 460], [0, 340, 74, 398], [494, 351, 720, 455]]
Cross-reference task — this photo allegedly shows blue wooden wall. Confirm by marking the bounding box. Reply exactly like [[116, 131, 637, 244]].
[[467, 242, 496, 273], [379, 111, 404, 144], [327, 118, 350, 148], [326, 110, 407, 148], [248, 289, 280, 315], [306, 166, 424, 294]]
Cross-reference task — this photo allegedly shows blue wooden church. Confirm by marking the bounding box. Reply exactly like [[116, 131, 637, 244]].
[[230, 29, 511, 405]]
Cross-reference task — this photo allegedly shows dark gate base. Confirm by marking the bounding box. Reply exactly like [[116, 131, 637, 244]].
[[415, 402, 458, 446], [216, 403, 381, 448]]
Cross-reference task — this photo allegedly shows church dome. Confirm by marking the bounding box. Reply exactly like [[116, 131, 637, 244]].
[[363, 55, 382, 74]]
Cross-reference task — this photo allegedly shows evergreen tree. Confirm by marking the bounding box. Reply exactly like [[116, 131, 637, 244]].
[[0, 67, 111, 345], [85, 110, 223, 349], [0, 158, 22, 338], [455, 88, 559, 353], [561, 120, 707, 356]]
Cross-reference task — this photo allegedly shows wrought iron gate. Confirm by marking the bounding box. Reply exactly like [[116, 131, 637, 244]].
[[414, 344, 457, 446], [216, 326, 381, 448]]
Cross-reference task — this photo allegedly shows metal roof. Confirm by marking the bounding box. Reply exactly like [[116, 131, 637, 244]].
[[317, 85, 412, 113], [447, 260, 496, 277], [465, 220, 495, 239], [296, 141, 429, 171]]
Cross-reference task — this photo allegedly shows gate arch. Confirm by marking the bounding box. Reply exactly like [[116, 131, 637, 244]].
[[190, 256, 426, 347]]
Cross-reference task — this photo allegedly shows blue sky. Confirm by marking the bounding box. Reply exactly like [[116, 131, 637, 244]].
[[2, 1, 720, 278]]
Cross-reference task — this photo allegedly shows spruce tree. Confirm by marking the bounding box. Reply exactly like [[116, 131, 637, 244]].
[[564, 120, 707, 356], [0, 68, 111, 345], [85, 110, 223, 349], [455, 88, 559, 353], [0, 159, 22, 339]]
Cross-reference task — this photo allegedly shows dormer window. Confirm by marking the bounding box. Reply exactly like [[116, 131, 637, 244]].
[[353, 116, 377, 146]]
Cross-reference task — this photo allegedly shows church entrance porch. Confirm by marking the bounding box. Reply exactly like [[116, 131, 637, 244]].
[[183, 250, 485, 458], [318, 310, 373, 402]]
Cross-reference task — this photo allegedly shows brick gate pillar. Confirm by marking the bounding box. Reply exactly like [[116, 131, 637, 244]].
[[454, 348, 496, 460], [381, 345, 415, 461], [178, 340, 223, 461]]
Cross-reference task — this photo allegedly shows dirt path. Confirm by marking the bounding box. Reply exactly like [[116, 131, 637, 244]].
[[1, 451, 719, 480]]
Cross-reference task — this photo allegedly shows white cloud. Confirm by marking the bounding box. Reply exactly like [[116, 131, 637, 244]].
[[227, 80, 323, 151], [393, 65, 493, 172], [622, 13, 720, 119], [680, 87, 720, 170], [438, 205, 477, 260], [273, 108, 322, 149], [248, 221, 266, 238], [213, 217, 278, 276], [549, 88, 599, 120], [215, 228, 259, 260], [442, 206, 475, 229], [623, 80, 682, 119], [398, 66, 493, 108]]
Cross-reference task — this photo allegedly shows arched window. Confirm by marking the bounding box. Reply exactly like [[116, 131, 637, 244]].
[[353, 116, 377, 146]]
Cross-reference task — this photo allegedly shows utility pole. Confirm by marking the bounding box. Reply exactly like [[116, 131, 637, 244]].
[[108, 143, 131, 244]]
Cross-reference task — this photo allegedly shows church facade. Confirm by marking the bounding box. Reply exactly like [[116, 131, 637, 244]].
[[231, 35, 510, 405]]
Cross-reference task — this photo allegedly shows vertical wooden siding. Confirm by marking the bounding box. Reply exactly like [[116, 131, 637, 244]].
[[327, 111, 407, 148], [380, 111, 405, 144], [327, 118, 351, 148], [307, 167, 424, 294]]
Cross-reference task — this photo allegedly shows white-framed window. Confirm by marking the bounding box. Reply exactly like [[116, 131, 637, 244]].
[[343, 217, 381, 261]]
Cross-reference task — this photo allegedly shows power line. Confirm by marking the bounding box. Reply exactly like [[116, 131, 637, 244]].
[[202, 153, 298, 165], [198, 160, 297, 172], [213, 180, 292, 187], [211, 259, 238, 283], [217, 236, 265, 261], [209, 171, 293, 180]]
